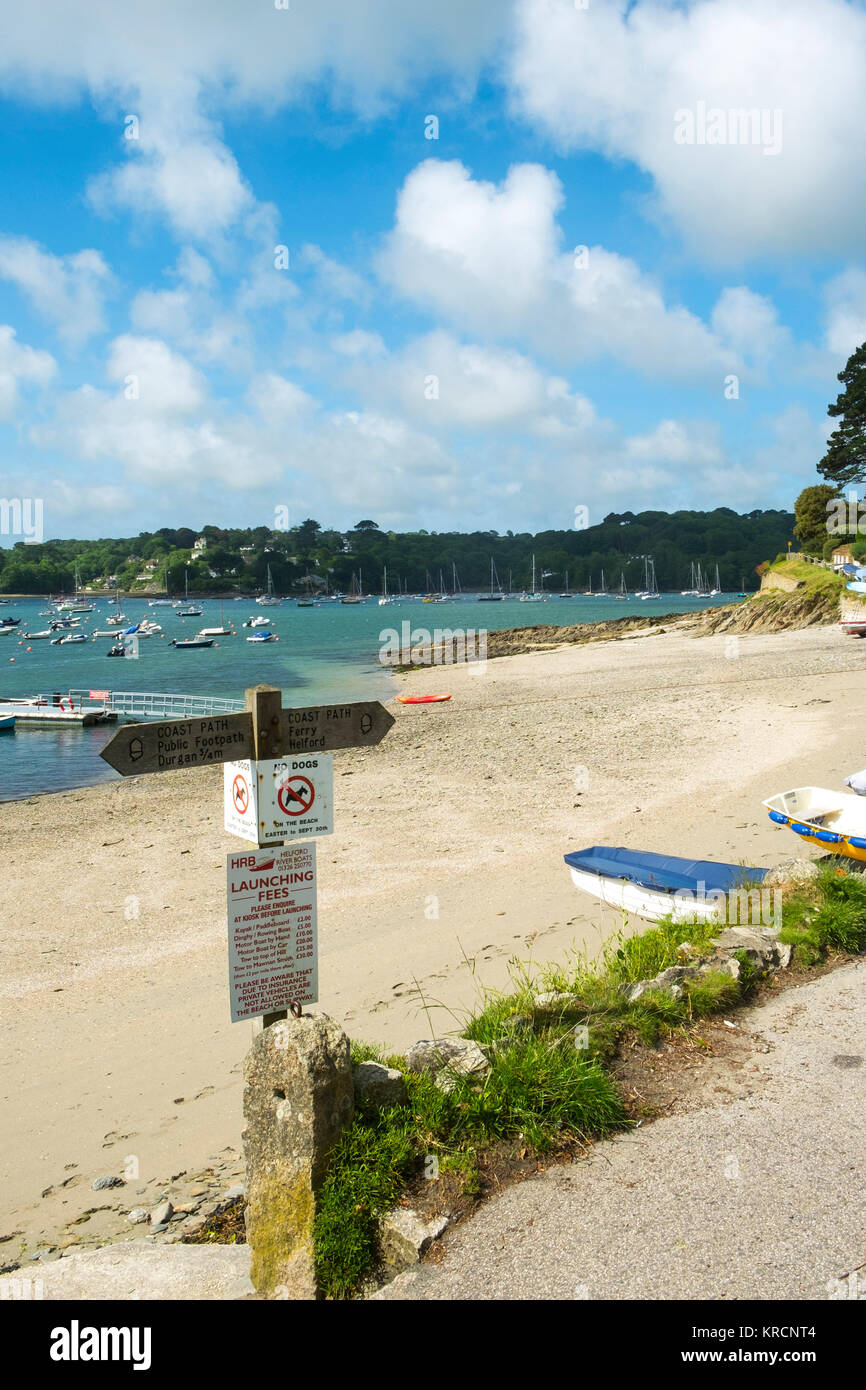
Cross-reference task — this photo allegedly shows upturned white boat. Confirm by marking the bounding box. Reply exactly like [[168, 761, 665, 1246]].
[[564, 846, 769, 923], [762, 786, 866, 862]]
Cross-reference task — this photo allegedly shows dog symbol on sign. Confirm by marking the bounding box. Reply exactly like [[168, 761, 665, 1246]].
[[278, 776, 314, 816], [232, 775, 249, 814]]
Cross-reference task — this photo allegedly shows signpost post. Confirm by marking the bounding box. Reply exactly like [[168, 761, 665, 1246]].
[[99, 682, 395, 1298]]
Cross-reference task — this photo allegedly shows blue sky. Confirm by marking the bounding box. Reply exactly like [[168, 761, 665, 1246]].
[[1, 0, 864, 541]]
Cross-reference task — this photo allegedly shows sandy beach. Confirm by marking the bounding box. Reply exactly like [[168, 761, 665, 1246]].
[[2, 621, 864, 1255]]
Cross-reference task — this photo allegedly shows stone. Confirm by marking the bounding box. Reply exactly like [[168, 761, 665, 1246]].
[[764, 858, 820, 888], [91, 1176, 124, 1191], [0, 1244, 253, 1300], [532, 991, 581, 1010], [150, 1199, 173, 1227], [242, 1013, 353, 1300], [380, 1208, 449, 1272], [405, 1038, 489, 1077], [353, 1061, 407, 1112], [223, 1184, 245, 1203], [776, 942, 793, 969], [126, 1208, 150, 1225]]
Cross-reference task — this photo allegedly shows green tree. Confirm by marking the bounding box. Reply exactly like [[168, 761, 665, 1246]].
[[818, 343, 866, 487], [794, 484, 837, 554]]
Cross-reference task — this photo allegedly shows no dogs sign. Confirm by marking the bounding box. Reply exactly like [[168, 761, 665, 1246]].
[[224, 754, 333, 845]]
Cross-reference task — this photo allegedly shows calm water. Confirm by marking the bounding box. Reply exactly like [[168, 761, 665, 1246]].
[[0, 591, 737, 800]]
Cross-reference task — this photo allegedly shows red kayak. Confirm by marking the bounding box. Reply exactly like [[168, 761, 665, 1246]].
[[398, 694, 452, 704]]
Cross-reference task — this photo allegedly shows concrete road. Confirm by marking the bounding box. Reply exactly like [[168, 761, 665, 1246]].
[[374, 961, 866, 1301]]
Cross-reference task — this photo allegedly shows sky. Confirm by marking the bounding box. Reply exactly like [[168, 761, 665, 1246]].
[[0, 0, 864, 542]]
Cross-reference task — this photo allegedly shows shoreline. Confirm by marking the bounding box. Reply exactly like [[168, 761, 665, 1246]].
[[1, 620, 863, 1254]]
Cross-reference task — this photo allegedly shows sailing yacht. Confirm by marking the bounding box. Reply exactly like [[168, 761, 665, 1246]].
[[559, 569, 573, 597], [56, 563, 96, 613], [613, 573, 628, 600], [378, 565, 395, 605], [479, 557, 506, 601], [256, 564, 281, 606], [638, 557, 660, 600], [596, 568, 610, 597], [518, 555, 544, 602], [341, 571, 363, 603], [709, 564, 722, 596], [582, 575, 594, 596]]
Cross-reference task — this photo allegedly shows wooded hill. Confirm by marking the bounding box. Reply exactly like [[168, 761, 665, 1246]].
[[0, 508, 795, 595]]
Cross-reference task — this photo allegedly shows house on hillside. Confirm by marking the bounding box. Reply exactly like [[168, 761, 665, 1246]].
[[192, 536, 207, 556], [832, 544, 855, 570]]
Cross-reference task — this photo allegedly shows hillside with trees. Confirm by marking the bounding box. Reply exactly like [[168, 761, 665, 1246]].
[[0, 508, 794, 596]]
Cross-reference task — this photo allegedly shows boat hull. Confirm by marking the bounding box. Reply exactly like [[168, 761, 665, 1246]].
[[762, 786, 866, 862], [564, 846, 769, 923]]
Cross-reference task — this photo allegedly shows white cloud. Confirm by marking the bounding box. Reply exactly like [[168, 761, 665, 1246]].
[[0, 324, 56, 420], [0, 236, 112, 343], [379, 159, 739, 380], [0, 1, 508, 239], [509, 0, 866, 263], [823, 270, 866, 360], [299, 245, 370, 307], [344, 329, 598, 433]]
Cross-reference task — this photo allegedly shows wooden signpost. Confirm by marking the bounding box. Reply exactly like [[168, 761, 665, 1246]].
[[99, 684, 394, 1025], [99, 698, 394, 776]]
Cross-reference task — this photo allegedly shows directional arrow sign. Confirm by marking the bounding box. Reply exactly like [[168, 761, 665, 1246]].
[[100, 713, 255, 776], [278, 702, 394, 754], [100, 701, 394, 776]]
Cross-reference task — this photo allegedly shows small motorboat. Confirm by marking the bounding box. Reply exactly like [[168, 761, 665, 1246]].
[[171, 637, 215, 649], [0, 714, 15, 731], [106, 643, 127, 657], [564, 846, 769, 923], [177, 607, 203, 617], [59, 633, 87, 644], [0, 617, 20, 628], [762, 786, 866, 862], [397, 694, 452, 704], [840, 618, 866, 637], [0, 625, 14, 636], [24, 630, 55, 640], [246, 630, 274, 642], [242, 615, 270, 628]]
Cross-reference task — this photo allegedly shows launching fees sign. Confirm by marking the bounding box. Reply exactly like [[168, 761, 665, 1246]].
[[226, 843, 318, 1022]]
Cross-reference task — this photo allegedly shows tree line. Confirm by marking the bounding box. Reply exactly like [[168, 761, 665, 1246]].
[[0, 509, 794, 595]]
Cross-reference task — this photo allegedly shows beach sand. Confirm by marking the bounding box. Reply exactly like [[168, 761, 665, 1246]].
[[1, 622, 864, 1253]]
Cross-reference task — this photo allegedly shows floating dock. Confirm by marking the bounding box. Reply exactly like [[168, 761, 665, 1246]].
[[0, 697, 117, 727]]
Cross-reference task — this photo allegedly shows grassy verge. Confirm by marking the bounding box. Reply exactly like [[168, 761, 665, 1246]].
[[313, 863, 866, 1298]]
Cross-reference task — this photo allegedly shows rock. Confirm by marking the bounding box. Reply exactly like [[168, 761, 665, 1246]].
[[243, 1012, 353, 1300], [711, 927, 781, 967], [0, 1244, 253, 1301], [91, 1176, 124, 1191], [532, 991, 581, 1010], [353, 1062, 407, 1112], [149, 1224, 169, 1235], [764, 858, 820, 888], [126, 1208, 150, 1225], [405, 1038, 489, 1077], [150, 1199, 173, 1227], [380, 1209, 449, 1272], [777, 942, 794, 969], [625, 964, 700, 1002], [223, 1184, 245, 1203]]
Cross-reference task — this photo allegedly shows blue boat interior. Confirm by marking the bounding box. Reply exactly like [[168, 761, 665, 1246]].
[[563, 846, 769, 894]]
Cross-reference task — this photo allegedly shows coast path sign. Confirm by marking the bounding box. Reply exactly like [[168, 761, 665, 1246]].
[[99, 697, 394, 776], [98, 684, 394, 1029]]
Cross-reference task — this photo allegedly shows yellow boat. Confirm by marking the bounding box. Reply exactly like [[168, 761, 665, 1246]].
[[762, 786, 866, 863]]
